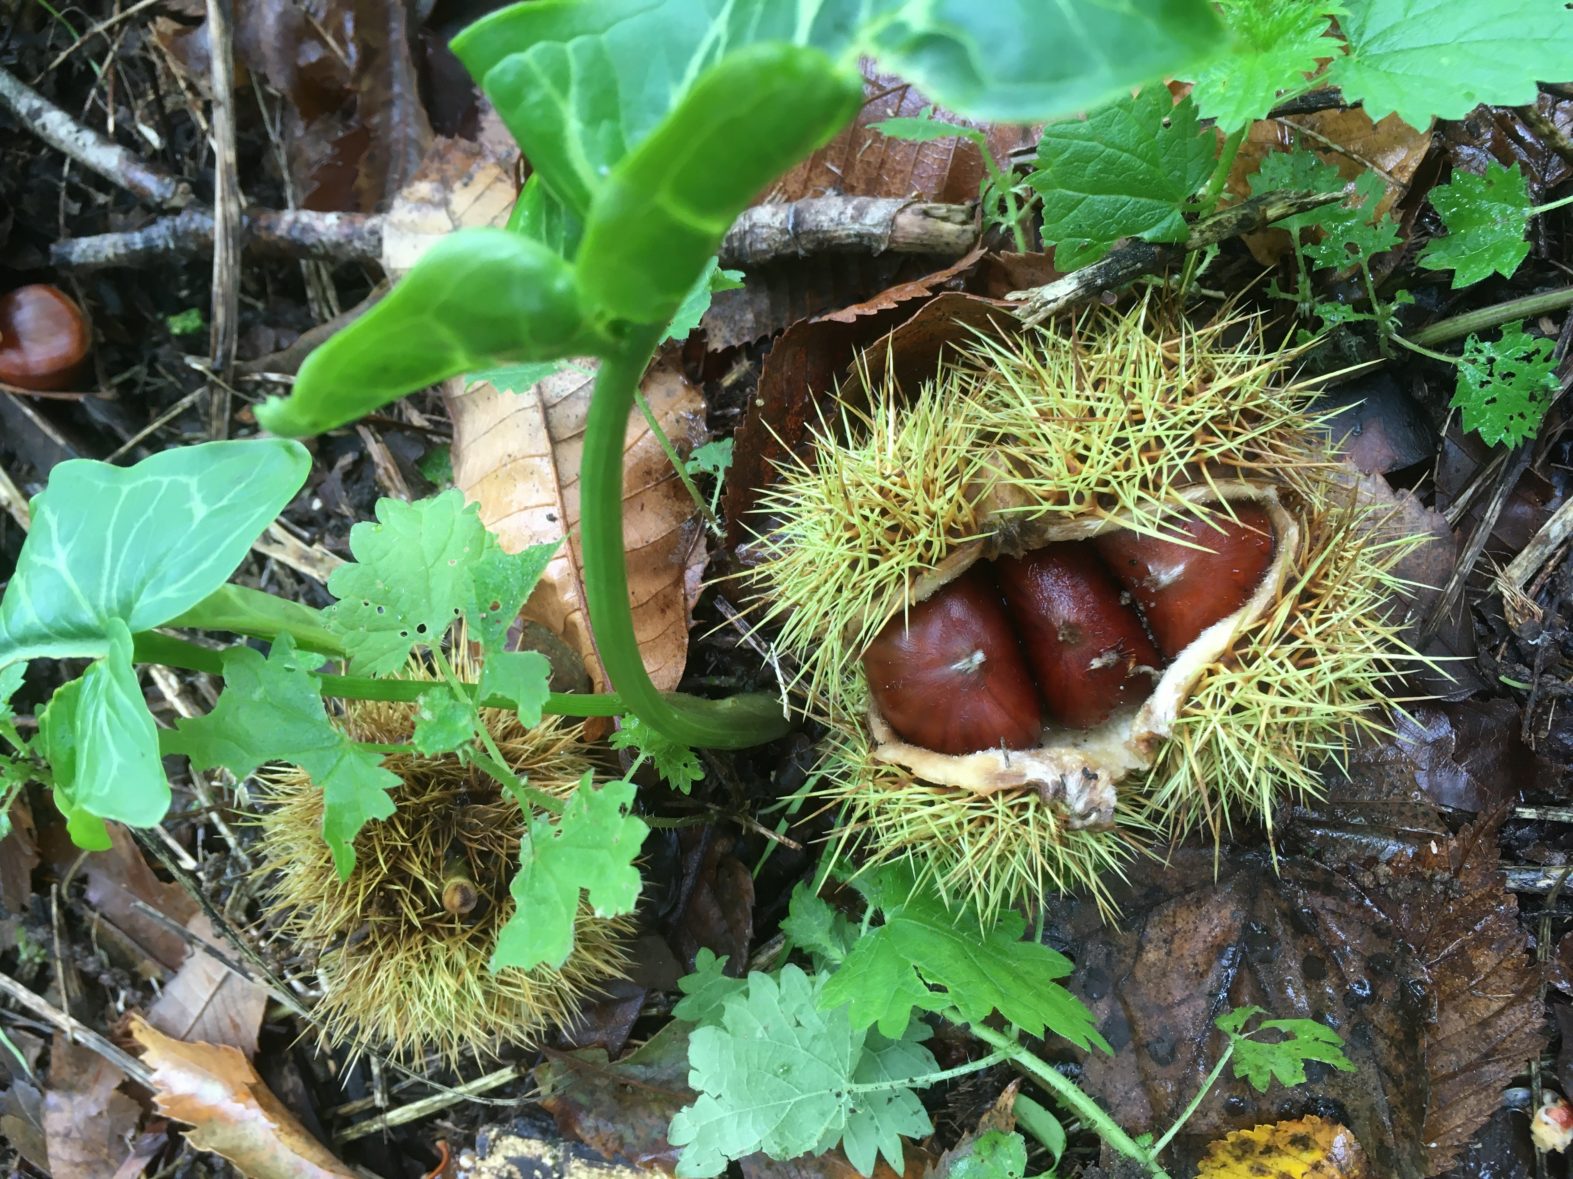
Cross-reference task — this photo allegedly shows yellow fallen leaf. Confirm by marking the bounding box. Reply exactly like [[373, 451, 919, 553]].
[[1196, 1115, 1369, 1179], [130, 1016, 357, 1179]]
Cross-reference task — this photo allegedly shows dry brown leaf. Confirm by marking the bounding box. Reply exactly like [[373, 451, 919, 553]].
[[60, 822, 197, 977], [145, 912, 269, 1057], [451, 359, 709, 694], [380, 138, 517, 276], [130, 1016, 357, 1179], [41, 1034, 140, 1179], [1196, 1117, 1370, 1179]]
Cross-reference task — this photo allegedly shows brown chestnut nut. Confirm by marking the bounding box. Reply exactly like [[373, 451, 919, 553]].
[[1094, 505, 1275, 658], [996, 543, 1162, 729], [0, 284, 90, 391], [862, 567, 1042, 755]]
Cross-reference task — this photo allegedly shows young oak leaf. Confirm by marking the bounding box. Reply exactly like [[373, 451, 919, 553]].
[[1419, 162, 1533, 288], [1216, 1006, 1356, 1093], [670, 964, 934, 1178], [490, 774, 647, 971], [1451, 321, 1560, 447], [824, 866, 1108, 1050], [608, 714, 704, 794], [1329, 0, 1573, 131], [165, 635, 398, 877], [327, 490, 557, 673], [1187, 0, 1345, 132], [1029, 90, 1215, 271]]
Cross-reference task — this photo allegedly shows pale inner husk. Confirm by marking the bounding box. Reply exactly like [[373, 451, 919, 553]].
[[865, 481, 1300, 829]]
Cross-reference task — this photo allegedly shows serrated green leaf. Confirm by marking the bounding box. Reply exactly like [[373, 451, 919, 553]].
[[1451, 320, 1560, 447], [477, 650, 552, 727], [466, 538, 559, 655], [0, 663, 24, 726], [490, 774, 648, 971], [1419, 161, 1532, 288], [326, 490, 487, 674], [780, 883, 858, 969], [674, 948, 746, 1025], [669, 964, 935, 1178], [165, 635, 399, 876], [1329, 0, 1573, 131], [0, 439, 309, 667], [608, 714, 704, 794], [1219, 1007, 1355, 1092], [1187, 0, 1345, 131], [412, 688, 477, 755], [1030, 90, 1215, 270], [684, 438, 734, 480], [826, 866, 1107, 1050], [1245, 144, 1349, 232], [664, 259, 746, 343], [948, 1129, 1029, 1179]]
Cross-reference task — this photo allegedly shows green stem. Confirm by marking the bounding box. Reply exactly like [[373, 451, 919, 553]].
[[1409, 286, 1573, 347], [964, 1021, 1168, 1178], [844, 1049, 1010, 1095], [636, 388, 723, 538], [1390, 332, 1461, 365], [970, 129, 1029, 253], [581, 335, 791, 749], [1531, 191, 1573, 217], [1179, 125, 1248, 295], [467, 745, 564, 816], [1148, 1044, 1233, 1156]]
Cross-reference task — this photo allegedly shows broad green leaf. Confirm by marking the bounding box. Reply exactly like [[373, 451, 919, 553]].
[[326, 490, 488, 675], [1030, 91, 1215, 271], [35, 678, 110, 850], [825, 865, 1108, 1050], [1012, 1094, 1066, 1164], [0, 662, 23, 724], [477, 651, 552, 726], [465, 538, 560, 655], [1187, 0, 1344, 131], [166, 584, 347, 658], [674, 947, 746, 1025], [1218, 1006, 1355, 1092], [34, 620, 167, 839], [412, 688, 477, 755], [490, 774, 648, 971], [0, 439, 309, 666], [1451, 321, 1560, 447], [608, 714, 703, 794], [165, 636, 399, 876], [577, 44, 863, 323], [1329, 0, 1573, 130], [1418, 162, 1532, 288], [670, 964, 935, 1178], [256, 230, 603, 438]]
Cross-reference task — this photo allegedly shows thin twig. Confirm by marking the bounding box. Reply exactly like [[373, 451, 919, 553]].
[[0, 462, 32, 530], [204, 0, 241, 437], [0, 969, 154, 1088], [0, 63, 188, 208], [50, 207, 384, 271], [332, 1064, 525, 1142]]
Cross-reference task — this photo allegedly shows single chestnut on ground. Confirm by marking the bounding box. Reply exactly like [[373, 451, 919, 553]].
[[0, 284, 90, 390], [1095, 506, 1276, 657], [861, 566, 1041, 755]]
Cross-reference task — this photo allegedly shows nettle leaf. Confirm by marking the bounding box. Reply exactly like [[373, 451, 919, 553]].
[[1419, 161, 1532, 288], [825, 866, 1108, 1049], [1187, 0, 1344, 131], [685, 438, 734, 480], [325, 490, 528, 672], [1217, 1005, 1356, 1092], [669, 964, 935, 1178], [477, 651, 552, 727], [490, 774, 648, 971], [166, 635, 399, 877], [608, 714, 703, 794], [0, 439, 309, 666], [37, 620, 167, 835], [1451, 320, 1560, 448], [1291, 170, 1398, 271], [256, 231, 603, 437], [1245, 144, 1348, 232], [1030, 90, 1215, 271], [1329, 0, 1573, 130]]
